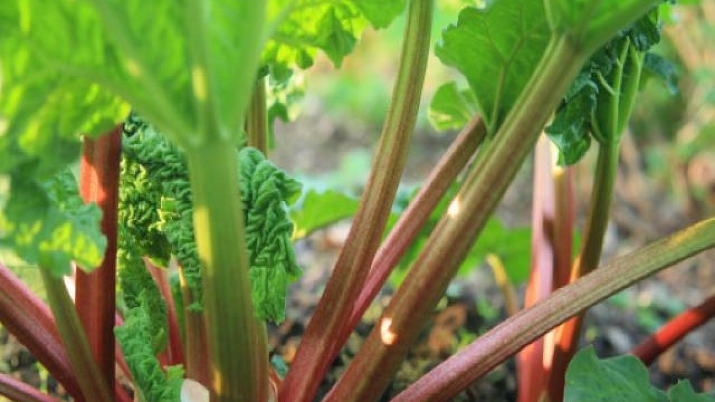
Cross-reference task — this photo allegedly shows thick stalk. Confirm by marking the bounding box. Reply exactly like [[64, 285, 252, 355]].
[[324, 35, 587, 402], [0, 374, 60, 402], [279, 1, 434, 400], [394, 218, 715, 402], [632, 292, 715, 365], [75, 124, 122, 393], [335, 116, 485, 352], [0, 264, 81, 398], [246, 77, 269, 154], [40, 269, 113, 401], [186, 144, 268, 402]]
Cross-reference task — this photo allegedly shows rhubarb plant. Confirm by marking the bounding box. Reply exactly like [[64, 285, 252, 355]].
[[0, 1, 713, 402]]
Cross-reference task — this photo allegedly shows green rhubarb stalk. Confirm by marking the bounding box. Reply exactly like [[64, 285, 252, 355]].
[[246, 77, 269, 154], [186, 144, 269, 402], [279, 1, 434, 400], [40, 269, 113, 402]]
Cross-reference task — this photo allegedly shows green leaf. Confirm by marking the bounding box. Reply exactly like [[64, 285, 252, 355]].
[[428, 81, 479, 131], [115, 292, 184, 402], [668, 381, 715, 401], [354, 0, 408, 29], [546, 5, 671, 164], [239, 147, 303, 323], [290, 189, 361, 239], [643, 52, 678, 94], [463, 217, 531, 283], [546, 81, 596, 165], [565, 347, 713, 402], [266, 0, 406, 69], [435, 0, 551, 133], [0, 170, 106, 276]]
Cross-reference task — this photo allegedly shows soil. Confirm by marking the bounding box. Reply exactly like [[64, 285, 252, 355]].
[[2, 106, 715, 401]]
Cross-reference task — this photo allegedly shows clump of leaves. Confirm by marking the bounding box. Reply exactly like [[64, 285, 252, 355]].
[[546, 5, 677, 165], [117, 113, 302, 323]]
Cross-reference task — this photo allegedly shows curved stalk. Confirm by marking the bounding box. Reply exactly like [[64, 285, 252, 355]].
[[394, 218, 715, 402], [324, 34, 587, 402], [40, 269, 113, 402], [0, 264, 81, 399], [632, 292, 715, 365], [279, 1, 434, 400], [0, 374, 60, 402], [187, 144, 269, 402]]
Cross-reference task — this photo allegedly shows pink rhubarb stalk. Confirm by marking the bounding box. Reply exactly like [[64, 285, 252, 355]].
[[394, 218, 715, 402], [0, 264, 81, 399]]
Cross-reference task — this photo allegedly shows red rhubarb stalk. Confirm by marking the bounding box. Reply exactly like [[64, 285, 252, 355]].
[[632, 292, 715, 365], [75, 124, 122, 392]]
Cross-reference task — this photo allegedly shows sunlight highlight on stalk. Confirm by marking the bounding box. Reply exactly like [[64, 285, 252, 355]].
[[380, 317, 398, 345]]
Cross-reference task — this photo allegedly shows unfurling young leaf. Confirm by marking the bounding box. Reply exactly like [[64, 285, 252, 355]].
[[118, 113, 302, 323], [239, 147, 302, 323], [115, 292, 184, 402]]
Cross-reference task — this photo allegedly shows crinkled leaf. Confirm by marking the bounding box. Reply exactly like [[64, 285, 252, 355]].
[[668, 381, 715, 401], [428, 81, 479, 131], [290, 189, 361, 239], [239, 147, 302, 323], [435, 0, 550, 133], [266, 0, 405, 69], [119, 115, 302, 322], [115, 293, 183, 402], [565, 347, 669, 402], [0, 170, 106, 276]]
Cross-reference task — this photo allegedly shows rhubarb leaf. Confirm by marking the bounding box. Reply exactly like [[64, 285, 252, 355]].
[[668, 381, 715, 401], [0, 170, 106, 276], [239, 147, 302, 323], [119, 114, 302, 322], [115, 292, 183, 402], [290, 189, 361, 239], [565, 347, 714, 402], [266, 0, 406, 70], [428, 81, 479, 131], [546, 5, 672, 165], [435, 0, 550, 133]]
